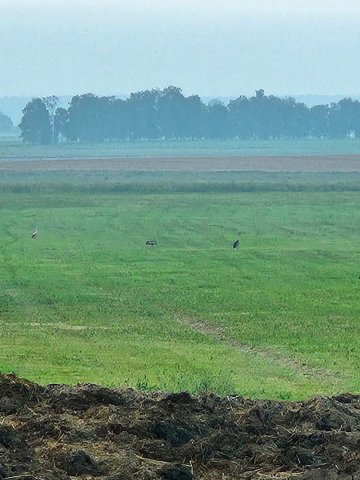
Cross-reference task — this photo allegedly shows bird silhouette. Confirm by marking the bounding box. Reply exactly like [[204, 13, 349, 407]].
[[31, 228, 38, 239], [233, 232, 242, 249]]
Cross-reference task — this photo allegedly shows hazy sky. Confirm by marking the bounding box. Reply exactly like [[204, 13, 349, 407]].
[[1, 0, 360, 98]]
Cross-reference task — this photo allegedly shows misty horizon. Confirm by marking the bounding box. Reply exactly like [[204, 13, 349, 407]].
[[1, 0, 360, 100]]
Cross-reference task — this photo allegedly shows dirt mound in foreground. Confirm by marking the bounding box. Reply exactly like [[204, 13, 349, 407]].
[[0, 375, 359, 479]]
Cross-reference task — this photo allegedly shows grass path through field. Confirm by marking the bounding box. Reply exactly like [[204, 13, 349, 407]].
[[178, 316, 346, 384]]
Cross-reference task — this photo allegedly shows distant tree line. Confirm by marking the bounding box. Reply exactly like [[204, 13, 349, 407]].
[[18, 87, 360, 144]]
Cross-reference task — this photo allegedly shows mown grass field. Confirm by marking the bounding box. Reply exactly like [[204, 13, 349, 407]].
[[0, 168, 359, 399], [1, 136, 360, 158]]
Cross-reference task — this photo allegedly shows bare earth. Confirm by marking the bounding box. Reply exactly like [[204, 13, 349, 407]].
[[1, 375, 359, 480], [1, 154, 360, 172]]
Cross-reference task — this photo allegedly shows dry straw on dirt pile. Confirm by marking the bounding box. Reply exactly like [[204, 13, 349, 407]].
[[0, 375, 359, 479]]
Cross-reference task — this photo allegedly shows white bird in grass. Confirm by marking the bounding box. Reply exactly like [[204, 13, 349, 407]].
[[31, 228, 38, 239]]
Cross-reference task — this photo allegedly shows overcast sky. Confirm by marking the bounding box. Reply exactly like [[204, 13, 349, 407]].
[[1, 0, 360, 98]]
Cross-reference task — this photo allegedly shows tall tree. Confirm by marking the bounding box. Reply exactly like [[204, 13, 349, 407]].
[[65, 94, 113, 142], [183, 95, 206, 138], [126, 89, 159, 139], [19, 98, 51, 144], [42, 95, 59, 142], [227, 95, 252, 138], [53, 107, 69, 142], [328, 98, 360, 138], [105, 98, 129, 140], [157, 86, 187, 138], [310, 104, 330, 137]]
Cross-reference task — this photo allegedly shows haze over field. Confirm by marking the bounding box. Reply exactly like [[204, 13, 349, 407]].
[[1, 0, 360, 100]]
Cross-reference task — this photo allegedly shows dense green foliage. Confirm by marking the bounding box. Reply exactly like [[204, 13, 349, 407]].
[[19, 98, 51, 144], [18, 88, 360, 144], [0, 170, 359, 398]]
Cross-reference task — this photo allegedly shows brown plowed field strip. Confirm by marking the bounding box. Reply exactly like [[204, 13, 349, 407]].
[[1, 154, 360, 171]]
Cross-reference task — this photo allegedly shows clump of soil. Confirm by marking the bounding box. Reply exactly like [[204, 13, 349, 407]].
[[0, 374, 359, 479]]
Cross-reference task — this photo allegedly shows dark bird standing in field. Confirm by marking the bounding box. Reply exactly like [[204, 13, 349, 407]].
[[233, 232, 242, 249], [146, 240, 158, 246]]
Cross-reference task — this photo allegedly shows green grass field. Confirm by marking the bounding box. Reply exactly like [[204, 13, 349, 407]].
[[0, 169, 359, 399], [1, 136, 360, 158]]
